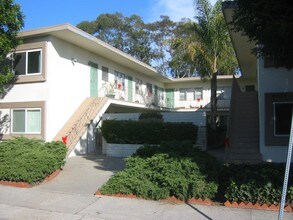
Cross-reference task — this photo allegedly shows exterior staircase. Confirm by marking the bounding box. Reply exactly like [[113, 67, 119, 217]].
[[53, 97, 109, 155], [225, 77, 262, 164]]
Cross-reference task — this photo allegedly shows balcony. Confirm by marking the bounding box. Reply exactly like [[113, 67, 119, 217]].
[[98, 82, 231, 111]]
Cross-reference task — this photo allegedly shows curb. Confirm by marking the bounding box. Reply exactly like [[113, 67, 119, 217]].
[[224, 201, 293, 212], [95, 191, 213, 206], [95, 191, 293, 212], [0, 169, 61, 188]]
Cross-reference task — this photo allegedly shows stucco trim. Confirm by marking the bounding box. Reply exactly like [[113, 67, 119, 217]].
[[13, 42, 47, 83], [0, 101, 46, 140]]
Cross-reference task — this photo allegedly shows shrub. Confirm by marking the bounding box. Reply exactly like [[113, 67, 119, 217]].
[[221, 163, 293, 205], [0, 137, 67, 184], [99, 142, 219, 200], [101, 120, 198, 144], [138, 112, 163, 121]]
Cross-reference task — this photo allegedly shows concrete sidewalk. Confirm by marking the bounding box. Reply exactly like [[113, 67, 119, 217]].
[[0, 155, 292, 220], [36, 154, 125, 195]]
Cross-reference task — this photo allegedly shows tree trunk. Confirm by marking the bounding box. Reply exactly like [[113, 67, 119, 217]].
[[210, 72, 218, 130]]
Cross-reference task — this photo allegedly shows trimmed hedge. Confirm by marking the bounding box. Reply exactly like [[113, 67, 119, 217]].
[[101, 120, 198, 144], [99, 142, 220, 200], [219, 163, 293, 205], [0, 137, 67, 184], [138, 112, 163, 121], [100, 142, 293, 205]]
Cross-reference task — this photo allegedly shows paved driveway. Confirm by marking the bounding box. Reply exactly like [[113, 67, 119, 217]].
[[36, 154, 125, 195]]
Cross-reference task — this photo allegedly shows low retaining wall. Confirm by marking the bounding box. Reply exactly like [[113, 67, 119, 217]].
[[106, 143, 143, 157]]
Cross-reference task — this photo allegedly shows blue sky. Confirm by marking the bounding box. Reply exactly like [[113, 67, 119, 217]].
[[15, 0, 217, 30]]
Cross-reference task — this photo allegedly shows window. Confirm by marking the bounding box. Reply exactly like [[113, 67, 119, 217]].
[[13, 49, 42, 75], [217, 87, 231, 100], [12, 108, 41, 133], [194, 88, 202, 100], [102, 66, 109, 82], [274, 102, 293, 136], [180, 88, 202, 101], [114, 71, 125, 90], [146, 83, 152, 95], [179, 89, 187, 101], [135, 78, 142, 94], [158, 87, 164, 100]]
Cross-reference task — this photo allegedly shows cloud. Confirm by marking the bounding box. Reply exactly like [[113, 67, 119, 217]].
[[147, 0, 218, 22], [148, 0, 195, 22]]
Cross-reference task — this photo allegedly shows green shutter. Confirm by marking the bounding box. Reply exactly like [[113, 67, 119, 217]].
[[89, 62, 98, 97], [165, 89, 174, 108], [127, 76, 133, 102]]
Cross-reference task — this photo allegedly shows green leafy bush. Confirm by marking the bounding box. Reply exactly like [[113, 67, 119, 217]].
[[99, 142, 219, 200], [220, 164, 293, 205], [101, 120, 198, 144], [138, 112, 163, 121], [0, 137, 67, 184]]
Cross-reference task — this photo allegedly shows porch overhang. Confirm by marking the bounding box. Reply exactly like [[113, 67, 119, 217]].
[[222, 1, 257, 80]]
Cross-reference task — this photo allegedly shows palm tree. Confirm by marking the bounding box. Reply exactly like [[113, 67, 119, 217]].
[[190, 0, 237, 130]]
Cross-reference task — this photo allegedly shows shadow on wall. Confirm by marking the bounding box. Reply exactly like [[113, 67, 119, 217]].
[[0, 74, 18, 100], [0, 111, 10, 140]]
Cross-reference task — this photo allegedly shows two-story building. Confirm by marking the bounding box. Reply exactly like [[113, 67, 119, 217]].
[[0, 24, 254, 157]]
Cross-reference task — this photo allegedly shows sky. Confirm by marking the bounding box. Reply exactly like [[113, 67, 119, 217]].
[[15, 0, 217, 31]]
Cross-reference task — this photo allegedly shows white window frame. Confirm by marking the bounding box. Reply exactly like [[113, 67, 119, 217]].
[[13, 49, 42, 76], [11, 108, 41, 134], [179, 89, 187, 101], [194, 88, 202, 100], [102, 66, 109, 82], [135, 78, 142, 94], [114, 71, 125, 91]]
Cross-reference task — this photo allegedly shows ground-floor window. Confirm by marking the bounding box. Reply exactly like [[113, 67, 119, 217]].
[[274, 102, 293, 136], [12, 108, 41, 133]]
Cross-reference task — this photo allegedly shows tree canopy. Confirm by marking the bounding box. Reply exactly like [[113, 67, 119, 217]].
[[188, 0, 237, 129], [77, 1, 237, 81], [231, 0, 293, 69], [0, 0, 24, 94]]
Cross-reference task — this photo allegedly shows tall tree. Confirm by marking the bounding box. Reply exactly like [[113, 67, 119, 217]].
[[0, 0, 24, 94], [77, 13, 157, 65], [147, 16, 177, 74], [190, 0, 238, 129], [169, 19, 199, 78], [231, 0, 293, 70]]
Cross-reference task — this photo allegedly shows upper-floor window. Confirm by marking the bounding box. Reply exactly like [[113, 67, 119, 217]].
[[102, 66, 109, 82], [217, 87, 231, 100], [180, 88, 202, 101], [135, 78, 142, 94], [13, 49, 42, 75], [146, 83, 152, 95], [114, 71, 125, 91], [194, 88, 202, 100], [12, 108, 41, 134], [158, 87, 164, 100]]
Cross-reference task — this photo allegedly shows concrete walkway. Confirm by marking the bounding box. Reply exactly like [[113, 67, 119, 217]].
[[36, 154, 125, 195], [0, 155, 292, 220]]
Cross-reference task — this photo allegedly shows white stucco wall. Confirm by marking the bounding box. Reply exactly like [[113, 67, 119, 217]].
[[258, 59, 293, 162]]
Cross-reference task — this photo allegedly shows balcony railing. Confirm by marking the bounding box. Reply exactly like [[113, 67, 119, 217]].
[[98, 82, 230, 110]]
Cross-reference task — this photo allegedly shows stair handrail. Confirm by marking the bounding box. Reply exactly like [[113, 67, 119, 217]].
[[65, 97, 107, 147]]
